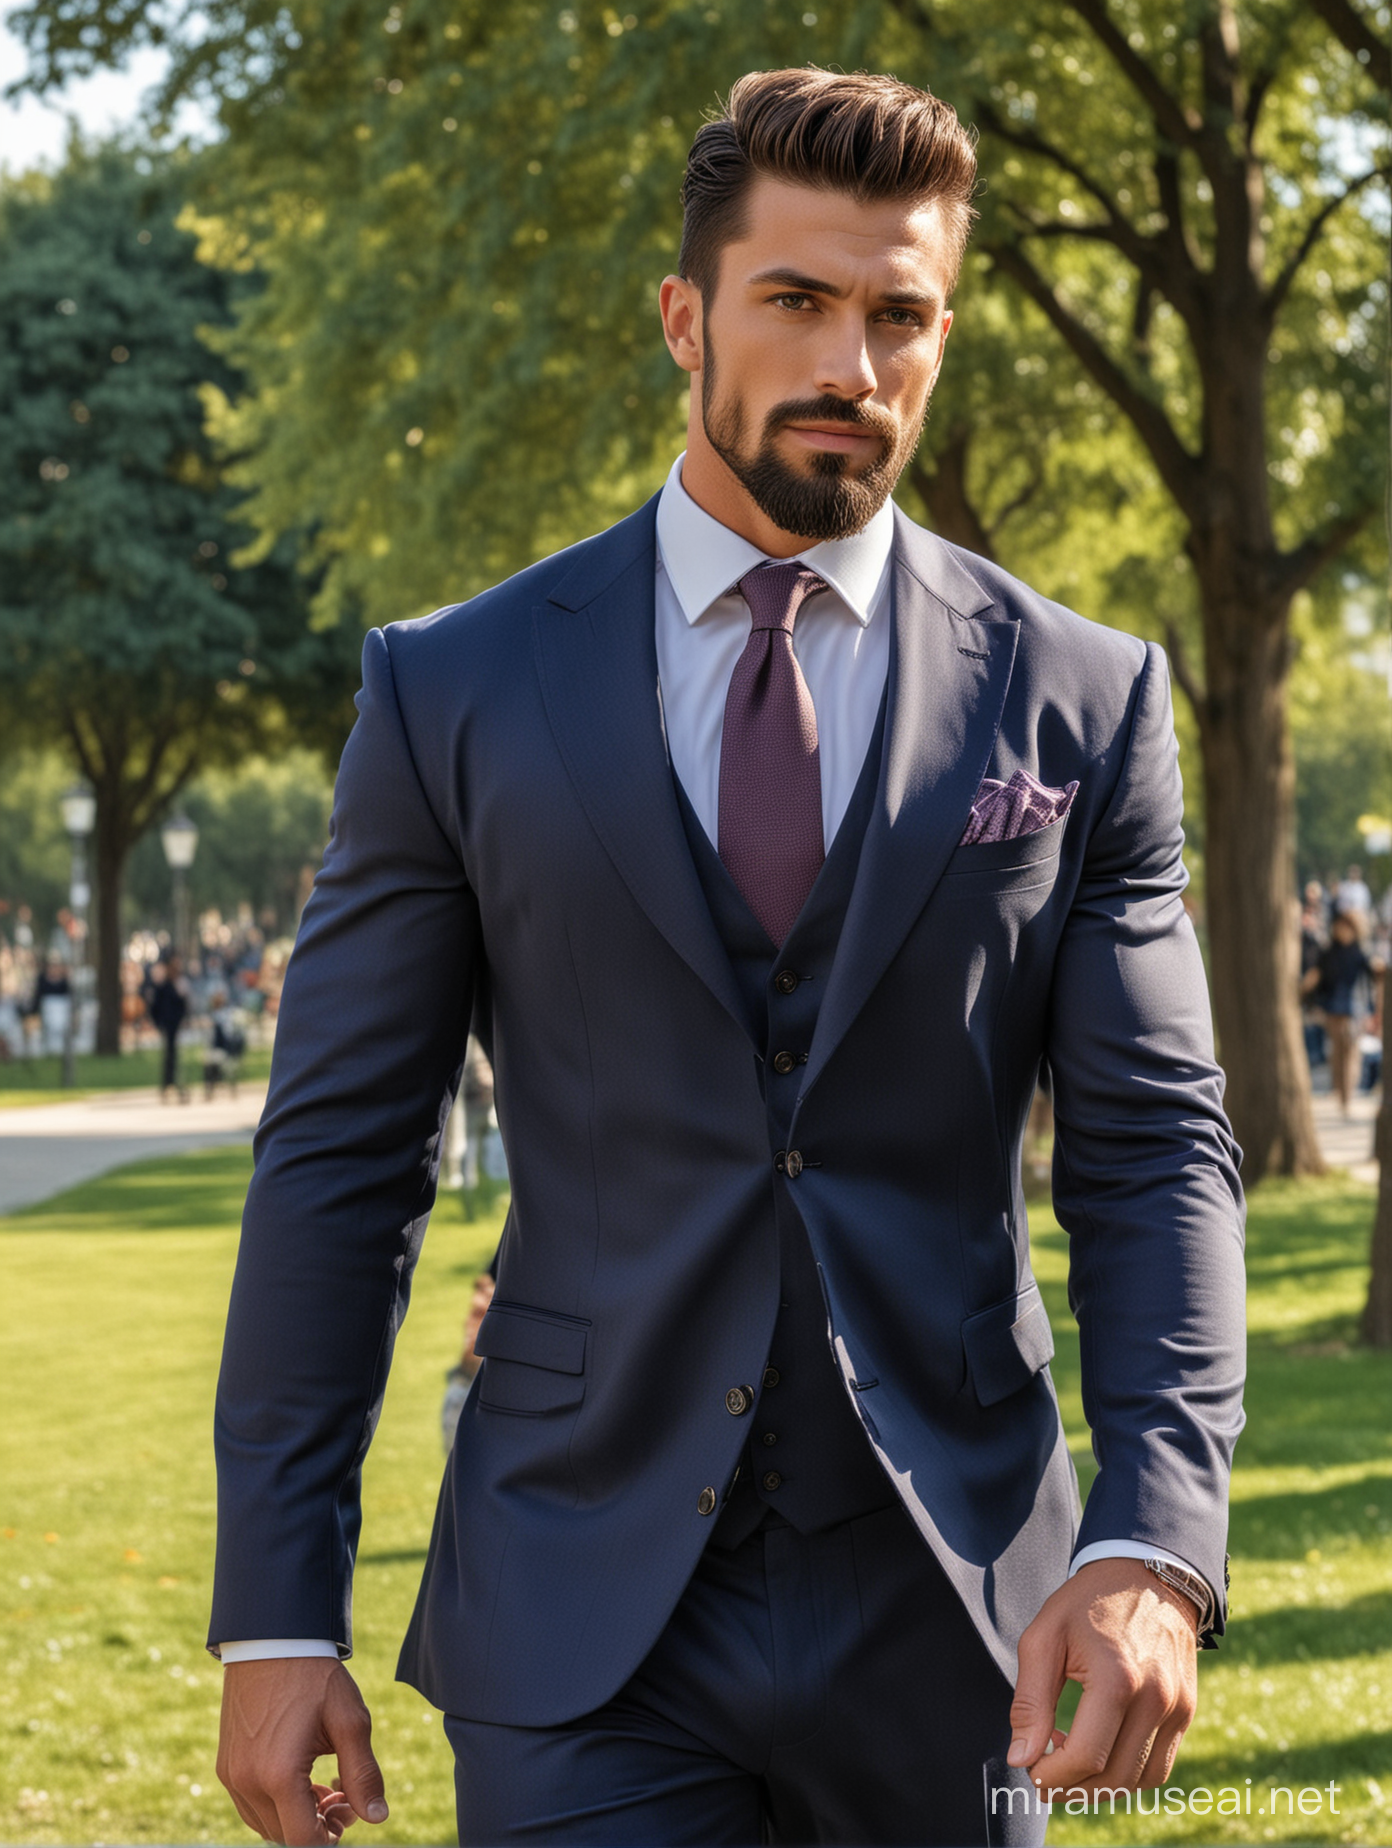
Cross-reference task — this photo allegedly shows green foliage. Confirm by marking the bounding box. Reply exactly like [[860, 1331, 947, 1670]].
[[13, 0, 1379, 646], [1289, 596, 1392, 893], [0, 144, 361, 827], [123, 750, 335, 935], [0, 752, 73, 932]]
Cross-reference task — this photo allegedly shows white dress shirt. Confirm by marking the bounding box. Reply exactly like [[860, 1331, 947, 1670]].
[[216, 459, 1205, 1664], [654, 453, 893, 849]]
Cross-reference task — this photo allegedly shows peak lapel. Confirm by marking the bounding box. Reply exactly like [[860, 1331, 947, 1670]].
[[532, 500, 753, 1044], [799, 517, 1019, 1103]]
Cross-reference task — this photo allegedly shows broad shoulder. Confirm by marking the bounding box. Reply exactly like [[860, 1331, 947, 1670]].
[[892, 509, 1146, 671], [380, 496, 659, 682]]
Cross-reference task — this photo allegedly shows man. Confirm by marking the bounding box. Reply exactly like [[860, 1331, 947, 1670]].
[[212, 68, 1246, 1847]]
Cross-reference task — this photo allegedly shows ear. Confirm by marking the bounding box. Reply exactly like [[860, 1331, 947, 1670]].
[[928, 307, 953, 393], [659, 275, 703, 376]]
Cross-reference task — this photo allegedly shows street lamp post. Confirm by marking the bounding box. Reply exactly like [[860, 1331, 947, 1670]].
[[58, 782, 96, 1088], [160, 812, 199, 966]]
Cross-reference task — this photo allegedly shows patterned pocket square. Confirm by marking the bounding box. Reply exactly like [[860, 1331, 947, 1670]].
[[959, 768, 1079, 848]]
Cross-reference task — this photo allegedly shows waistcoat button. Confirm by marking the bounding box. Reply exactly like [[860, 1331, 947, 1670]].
[[763, 1366, 780, 1388], [761, 1471, 783, 1492]]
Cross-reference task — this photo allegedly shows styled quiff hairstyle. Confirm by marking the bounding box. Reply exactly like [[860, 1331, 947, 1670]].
[[679, 68, 978, 299]]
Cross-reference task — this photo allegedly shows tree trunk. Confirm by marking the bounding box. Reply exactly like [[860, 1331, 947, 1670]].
[[905, 439, 997, 560], [1365, 972, 1392, 1346], [92, 788, 130, 1058], [1195, 591, 1324, 1184]]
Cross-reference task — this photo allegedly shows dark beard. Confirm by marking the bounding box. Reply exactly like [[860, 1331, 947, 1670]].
[[701, 339, 927, 543]]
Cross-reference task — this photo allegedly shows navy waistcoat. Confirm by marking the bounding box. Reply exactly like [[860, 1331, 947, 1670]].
[[672, 697, 895, 1546]]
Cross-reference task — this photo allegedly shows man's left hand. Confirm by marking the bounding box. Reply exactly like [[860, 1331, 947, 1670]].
[[1007, 1558, 1200, 1799]]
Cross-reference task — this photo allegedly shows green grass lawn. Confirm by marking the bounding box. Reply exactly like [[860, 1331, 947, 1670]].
[[1, 1159, 1388, 1846], [0, 1044, 273, 1108]]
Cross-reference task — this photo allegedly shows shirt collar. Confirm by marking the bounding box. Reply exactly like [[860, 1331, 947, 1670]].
[[655, 452, 894, 629]]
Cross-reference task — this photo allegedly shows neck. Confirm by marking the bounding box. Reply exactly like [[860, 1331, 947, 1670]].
[[679, 416, 822, 558]]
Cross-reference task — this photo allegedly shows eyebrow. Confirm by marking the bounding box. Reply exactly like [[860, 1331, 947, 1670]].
[[745, 266, 940, 309]]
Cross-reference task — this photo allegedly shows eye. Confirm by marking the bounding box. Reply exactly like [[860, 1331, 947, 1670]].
[[772, 292, 815, 311], [879, 306, 923, 327]]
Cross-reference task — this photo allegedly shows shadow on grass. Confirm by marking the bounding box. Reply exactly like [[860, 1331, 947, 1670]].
[[3, 1143, 255, 1233], [1229, 1477, 1392, 1556], [359, 1548, 431, 1567], [1219, 1587, 1392, 1665], [1178, 1729, 1392, 1794]]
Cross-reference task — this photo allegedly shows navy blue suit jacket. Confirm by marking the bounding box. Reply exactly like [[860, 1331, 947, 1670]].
[[209, 498, 1246, 1725]]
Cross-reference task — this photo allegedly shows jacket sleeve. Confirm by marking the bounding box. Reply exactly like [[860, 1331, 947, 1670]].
[[1046, 641, 1246, 1633], [208, 625, 479, 1656]]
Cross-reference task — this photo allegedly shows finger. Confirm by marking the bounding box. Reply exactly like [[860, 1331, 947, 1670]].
[[1034, 1676, 1129, 1798], [1140, 1710, 1190, 1788], [323, 1677, 389, 1826], [1083, 1695, 1165, 1795], [227, 1787, 274, 1841], [267, 1774, 334, 1848], [1008, 1621, 1067, 1769], [313, 1783, 358, 1837]]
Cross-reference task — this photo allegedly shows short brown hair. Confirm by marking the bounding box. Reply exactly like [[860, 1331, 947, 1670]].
[[679, 68, 978, 299]]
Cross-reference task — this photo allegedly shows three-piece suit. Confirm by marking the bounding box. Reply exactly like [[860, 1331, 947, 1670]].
[[209, 485, 1246, 1841]]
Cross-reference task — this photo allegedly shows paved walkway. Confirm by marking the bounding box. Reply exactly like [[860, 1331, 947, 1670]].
[[1310, 1088, 1380, 1183], [0, 1081, 1380, 1220], [0, 1085, 267, 1216]]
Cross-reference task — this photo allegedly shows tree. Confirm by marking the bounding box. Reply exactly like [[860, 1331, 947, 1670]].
[[123, 750, 335, 938], [9, 1, 1386, 1175], [0, 147, 360, 1051]]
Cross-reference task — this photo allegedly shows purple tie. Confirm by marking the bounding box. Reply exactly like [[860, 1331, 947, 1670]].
[[718, 561, 827, 946]]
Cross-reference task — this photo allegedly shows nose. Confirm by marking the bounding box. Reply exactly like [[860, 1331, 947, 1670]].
[[813, 319, 877, 401]]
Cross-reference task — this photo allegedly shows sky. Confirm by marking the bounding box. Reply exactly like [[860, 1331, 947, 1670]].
[[0, 12, 195, 174]]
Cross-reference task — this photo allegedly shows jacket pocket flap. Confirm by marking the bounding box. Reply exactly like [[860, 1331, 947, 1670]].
[[475, 1304, 588, 1374], [961, 1282, 1054, 1407]]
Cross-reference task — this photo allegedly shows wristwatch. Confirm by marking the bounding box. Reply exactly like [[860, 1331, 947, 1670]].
[[1143, 1556, 1217, 1642]]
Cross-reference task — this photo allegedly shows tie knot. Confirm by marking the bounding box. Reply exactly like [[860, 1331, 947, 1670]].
[[737, 562, 828, 634]]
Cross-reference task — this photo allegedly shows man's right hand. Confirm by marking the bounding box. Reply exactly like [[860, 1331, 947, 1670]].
[[218, 1657, 389, 1846]]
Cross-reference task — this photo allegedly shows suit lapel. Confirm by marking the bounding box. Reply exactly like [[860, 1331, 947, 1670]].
[[799, 513, 1020, 1104], [533, 499, 754, 1043]]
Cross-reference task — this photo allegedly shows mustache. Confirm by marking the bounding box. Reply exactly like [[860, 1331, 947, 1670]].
[[763, 395, 898, 444]]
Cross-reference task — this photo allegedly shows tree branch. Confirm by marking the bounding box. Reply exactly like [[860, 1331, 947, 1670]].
[[975, 101, 1162, 279], [1064, 0, 1203, 149], [1265, 166, 1391, 319], [985, 239, 1202, 520], [1163, 621, 1206, 720], [1276, 501, 1379, 599], [1305, 0, 1391, 92]]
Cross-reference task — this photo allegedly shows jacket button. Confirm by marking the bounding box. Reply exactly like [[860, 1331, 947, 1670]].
[[774, 969, 799, 995], [761, 1471, 782, 1492], [725, 1385, 754, 1416], [772, 1050, 797, 1076], [763, 1366, 780, 1389], [783, 1149, 804, 1179], [697, 1487, 718, 1516]]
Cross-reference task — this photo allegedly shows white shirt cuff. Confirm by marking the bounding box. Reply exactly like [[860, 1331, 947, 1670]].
[[214, 1638, 343, 1664], [1070, 1540, 1212, 1599]]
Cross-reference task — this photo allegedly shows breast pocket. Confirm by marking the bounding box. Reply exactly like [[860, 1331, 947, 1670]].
[[938, 814, 1067, 899], [474, 1301, 589, 1415]]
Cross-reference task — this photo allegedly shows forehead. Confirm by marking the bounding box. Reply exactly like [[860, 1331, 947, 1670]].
[[722, 173, 954, 299]]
